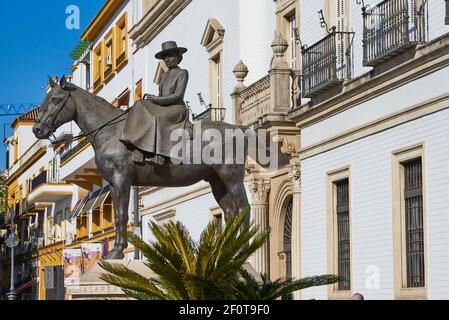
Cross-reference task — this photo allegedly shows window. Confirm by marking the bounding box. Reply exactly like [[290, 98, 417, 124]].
[[403, 159, 425, 288], [210, 206, 224, 233], [210, 53, 223, 120], [76, 212, 88, 239], [283, 198, 293, 280], [14, 138, 18, 163], [6, 149, 9, 169], [93, 42, 103, 92], [201, 19, 225, 122], [55, 211, 63, 241], [104, 30, 115, 81], [335, 179, 350, 290], [47, 216, 55, 244], [135, 80, 143, 101], [92, 207, 101, 234], [327, 167, 351, 299], [392, 144, 427, 299], [287, 13, 298, 70], [115, 13, 128, 70], [103, 194, 114, 230]]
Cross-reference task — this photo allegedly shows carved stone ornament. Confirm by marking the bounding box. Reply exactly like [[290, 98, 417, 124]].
[[249, 178, 271, 203], [271, 32, 289, 68], [278, 135, 299, 156], [233, 60, 249, 84], [288, 161, 301, 193]]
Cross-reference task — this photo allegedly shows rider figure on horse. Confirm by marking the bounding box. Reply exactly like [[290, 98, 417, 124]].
[[120, 41, 189, 166]]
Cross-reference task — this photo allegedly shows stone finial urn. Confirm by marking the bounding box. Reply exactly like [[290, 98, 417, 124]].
[[233, 60, 249, 91], [271, 32, 289, 68]]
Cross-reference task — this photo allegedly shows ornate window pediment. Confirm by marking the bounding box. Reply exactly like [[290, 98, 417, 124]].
[[201, 19, 225, 55]]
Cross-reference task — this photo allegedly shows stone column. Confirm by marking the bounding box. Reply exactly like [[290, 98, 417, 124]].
[[270, 32, 291, 113], [288, 158, 301, 300], [249, 178, 271, 275]]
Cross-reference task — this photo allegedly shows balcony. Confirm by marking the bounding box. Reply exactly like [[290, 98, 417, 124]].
[[31, 171, 47, 191], [93, 77, 101, 90], [6, 140, 47, 179], [239, 75, 271, 126], [302, 31, 354, 98], [60, 138, 90, 165], [21, 198, 44, 217], [104, 64, 113, 79], [362, 0, 426, 67], [116, 51, 126, 67], [27, 171, 73, 203]]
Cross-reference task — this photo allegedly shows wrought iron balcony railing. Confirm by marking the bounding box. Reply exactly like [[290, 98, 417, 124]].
[[116, 51, 126, 66], [93, 77, 101, 90], [60, 138, 90, 164], [302, 31, 354, 99], [31, 171, 47, 191], [104, 65, 113, 79], [362, 0, 426, 67]]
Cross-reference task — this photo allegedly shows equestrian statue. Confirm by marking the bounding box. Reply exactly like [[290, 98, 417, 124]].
[[33, 41, 264, 259]]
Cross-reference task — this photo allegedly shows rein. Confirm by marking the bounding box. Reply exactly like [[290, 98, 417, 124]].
[[44, 90, 131, 146]]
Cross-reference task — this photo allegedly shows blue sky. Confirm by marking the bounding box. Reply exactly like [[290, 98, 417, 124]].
[[0, 0, 105, 170]]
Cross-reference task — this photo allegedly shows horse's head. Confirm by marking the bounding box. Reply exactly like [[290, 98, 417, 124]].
[[33, 76, 77, 139]]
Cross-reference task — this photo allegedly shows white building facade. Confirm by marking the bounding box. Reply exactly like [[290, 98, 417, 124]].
[[291, 0, 449, 299]]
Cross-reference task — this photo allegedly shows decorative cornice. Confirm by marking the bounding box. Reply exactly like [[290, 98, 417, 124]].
[[81, 0, 127, 42], [130, 0, 192, 50], [278, 135, 299, 156]]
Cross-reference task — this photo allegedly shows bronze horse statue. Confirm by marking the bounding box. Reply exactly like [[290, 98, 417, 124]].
[[33, 76, 254, 259]]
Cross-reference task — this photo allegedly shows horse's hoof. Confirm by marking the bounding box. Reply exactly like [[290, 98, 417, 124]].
[[104, 249, 125, 260]]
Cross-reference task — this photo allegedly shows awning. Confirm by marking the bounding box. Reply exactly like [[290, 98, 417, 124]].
[[83, 185, 111, 213], [69, 185, 111, 219], [69, 197, 89, 219], [93, 185, 110, 210]]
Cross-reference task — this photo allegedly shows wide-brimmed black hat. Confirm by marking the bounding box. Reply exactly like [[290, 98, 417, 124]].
[[155, 41, 188, 59]]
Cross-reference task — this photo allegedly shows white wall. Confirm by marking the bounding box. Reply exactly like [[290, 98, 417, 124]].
[[141, 186, 216, 244], [15, 125, 37, 159], [90, 0, 133, 104], [300, 107, 449, 300], [132, 0, 275, 123], [302, 64, 449, 148]]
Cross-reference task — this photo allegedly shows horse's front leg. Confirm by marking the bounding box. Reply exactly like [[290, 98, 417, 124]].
[[104, 174, 131, 259]]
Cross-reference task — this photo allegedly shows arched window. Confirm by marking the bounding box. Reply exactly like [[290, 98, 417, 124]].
[[283, 198, 293, 279]]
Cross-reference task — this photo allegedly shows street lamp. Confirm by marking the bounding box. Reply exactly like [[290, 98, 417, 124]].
[[5, 214, 19, 301]]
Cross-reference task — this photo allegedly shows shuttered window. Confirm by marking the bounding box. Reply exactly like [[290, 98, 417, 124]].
[[289, 14, 298, 69], [403, 158, 425, 288], [335, 179, 350, 290]]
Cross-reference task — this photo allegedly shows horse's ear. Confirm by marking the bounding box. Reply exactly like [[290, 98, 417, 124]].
[[60, 75, 68, 90], [48, 75, 58, 88]]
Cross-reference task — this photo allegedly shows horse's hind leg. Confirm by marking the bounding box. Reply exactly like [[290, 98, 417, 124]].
[[209, 173, 236, 220], [211, 165, 250, 226]]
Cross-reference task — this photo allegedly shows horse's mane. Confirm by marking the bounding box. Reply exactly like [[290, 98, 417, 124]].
[[68, 82, 125, 114]]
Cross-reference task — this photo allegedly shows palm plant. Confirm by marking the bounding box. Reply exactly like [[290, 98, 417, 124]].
[[233, 269, 339, 300], [99, 208, 338, 300], [100, 208, 269, 300]]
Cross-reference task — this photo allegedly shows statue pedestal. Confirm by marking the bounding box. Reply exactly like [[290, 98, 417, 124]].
[[65, 260, 261, 300], [65, 259, 155, 300]]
